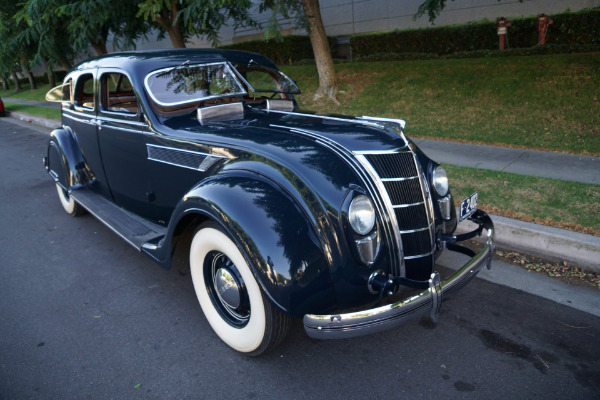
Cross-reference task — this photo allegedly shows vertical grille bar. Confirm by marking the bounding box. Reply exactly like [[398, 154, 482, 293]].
[[360, 150, 435, 280]]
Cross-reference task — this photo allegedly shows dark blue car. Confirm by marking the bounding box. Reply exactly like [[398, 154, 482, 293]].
[[44, 49, 494, 355]]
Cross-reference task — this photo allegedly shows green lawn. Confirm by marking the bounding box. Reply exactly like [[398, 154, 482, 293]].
[[3, 102, 60, 121], [283, 53, 600, 156], [444, 165, 600, 235], [2, 83, 52, 100]]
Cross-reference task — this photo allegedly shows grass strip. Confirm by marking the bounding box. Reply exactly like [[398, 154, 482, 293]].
[[4, 102, 61, 121], [283, 53, 600, 156], [2, 84, 52, 100], [444, 164, 600, 236]]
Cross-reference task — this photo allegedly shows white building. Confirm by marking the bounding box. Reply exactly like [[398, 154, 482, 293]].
[[138, 0, 600, 49]]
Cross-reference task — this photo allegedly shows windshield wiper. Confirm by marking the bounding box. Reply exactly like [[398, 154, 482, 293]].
[[156, 60, 190, 78]]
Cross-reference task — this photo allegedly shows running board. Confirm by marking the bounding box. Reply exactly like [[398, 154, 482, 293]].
[[70, 188, 166, 251]]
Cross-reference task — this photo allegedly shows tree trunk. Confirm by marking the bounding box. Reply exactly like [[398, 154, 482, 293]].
[[91, 40, 109, 56], [301, 0, 339, 105], [58, 56, 72, 72], [44, 60, 56, 88], [159, 0, 185, 48], [10, 71, 22, 92], [0, 74, 9, 91], [167, 24, 186, 48], [23, 64, 37, 90]]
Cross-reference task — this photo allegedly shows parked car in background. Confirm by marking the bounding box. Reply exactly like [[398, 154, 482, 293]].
[[0, 97, 5, 116], [44, 49, 494, 355]]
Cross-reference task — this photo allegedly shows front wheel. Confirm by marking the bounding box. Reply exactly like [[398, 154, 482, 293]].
[[189, 222, 290, 356], [55, 183, 86, 216]]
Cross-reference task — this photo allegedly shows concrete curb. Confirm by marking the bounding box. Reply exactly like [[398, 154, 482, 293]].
[[457, 213, 600, 273], [5, 111, 61, 129]]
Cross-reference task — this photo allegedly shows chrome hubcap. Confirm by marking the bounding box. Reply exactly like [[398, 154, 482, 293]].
[[214, 267, 241, 310], [205, 251, 250, 327]]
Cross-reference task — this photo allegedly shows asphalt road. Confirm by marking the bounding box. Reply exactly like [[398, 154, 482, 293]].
[[1, 118, 599, 399]]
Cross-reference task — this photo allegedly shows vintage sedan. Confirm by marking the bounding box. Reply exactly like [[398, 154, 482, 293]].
[[44, 49, 494, 355]]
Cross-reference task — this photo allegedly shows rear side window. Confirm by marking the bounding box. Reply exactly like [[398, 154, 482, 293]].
[[101, 73, 138, 114], [75, 73, 95, 109]]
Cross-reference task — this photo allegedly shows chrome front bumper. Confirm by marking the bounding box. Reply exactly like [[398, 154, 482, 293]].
[[303, 210, 494, 339]]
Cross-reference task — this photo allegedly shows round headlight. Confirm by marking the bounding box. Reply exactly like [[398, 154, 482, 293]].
[[349, 195, 376, 235], [432, 166, 449, 196]]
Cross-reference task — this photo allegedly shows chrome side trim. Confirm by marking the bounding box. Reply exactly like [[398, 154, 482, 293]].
[[63, 111, 93, 124], [100, 125, 143, 134], [147, 144, 227, 172]]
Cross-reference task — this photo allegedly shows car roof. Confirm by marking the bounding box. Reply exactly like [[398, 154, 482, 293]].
[[72, 48, 280, 77]]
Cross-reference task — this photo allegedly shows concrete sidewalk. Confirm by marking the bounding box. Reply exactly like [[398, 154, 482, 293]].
[[3, 97, 61, 109], [413, 137, 600, 185]]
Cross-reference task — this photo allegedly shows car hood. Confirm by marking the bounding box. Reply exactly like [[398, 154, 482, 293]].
[[248, 108, 409, 153]]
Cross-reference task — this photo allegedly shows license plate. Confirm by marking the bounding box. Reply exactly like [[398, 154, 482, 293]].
[[459, 191, 478, 222]]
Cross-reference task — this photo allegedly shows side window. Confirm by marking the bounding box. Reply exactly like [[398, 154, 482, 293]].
[[45, 78, 73, 105], [75, 73, 95, 110], [101, 73, 138, 114]]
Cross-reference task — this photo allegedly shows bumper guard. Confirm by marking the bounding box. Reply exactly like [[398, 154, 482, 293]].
[[303, 210, 494, 339]]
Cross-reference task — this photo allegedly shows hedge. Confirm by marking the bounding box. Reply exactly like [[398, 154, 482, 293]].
[[350, 8, 600, 58], [219, 9, 599, 64], [220, 35, 335, 65]]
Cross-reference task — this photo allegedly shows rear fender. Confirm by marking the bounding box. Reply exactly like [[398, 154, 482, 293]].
[[46, 127, 91, 189]]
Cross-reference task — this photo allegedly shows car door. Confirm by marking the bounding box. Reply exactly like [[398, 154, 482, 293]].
[[64, 70, 112, 199], [96, 69, 155, 221]]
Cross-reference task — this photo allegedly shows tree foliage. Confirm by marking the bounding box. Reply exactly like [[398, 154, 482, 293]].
[[137, 0, 258, 47]]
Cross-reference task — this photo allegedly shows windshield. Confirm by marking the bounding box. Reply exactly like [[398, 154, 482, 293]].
[[231, 62, 300, 95], [144, 62, 247, 107]]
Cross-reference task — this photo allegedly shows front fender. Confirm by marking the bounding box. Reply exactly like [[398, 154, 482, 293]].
[[46, 127, 91, 189], [166, 170, 337, 317]]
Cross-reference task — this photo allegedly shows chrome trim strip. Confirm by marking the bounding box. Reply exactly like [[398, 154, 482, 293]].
[[403, 250, 436, 260], [144, 62, 247, 107], [380, 176, 419, 182], [146, 144, 227, 172], [63, 112, 92, 124], [392, 201, 425, 209], [358, 115, 406, 130], [69, 191, 141, 251], [100, 125, 143, 134], [303, 211, 495, 340], [356, 116, 409, 147], [97, 115, 147, 128], [398, 224, 433, 234]]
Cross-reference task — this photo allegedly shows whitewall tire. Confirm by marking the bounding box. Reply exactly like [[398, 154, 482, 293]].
[[189, 222, 290, 356], [55, 183, 86, 216]]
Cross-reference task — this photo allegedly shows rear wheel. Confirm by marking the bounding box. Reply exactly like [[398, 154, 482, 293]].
[[55, 183, 86, 216], [189, 222, 290, 356]]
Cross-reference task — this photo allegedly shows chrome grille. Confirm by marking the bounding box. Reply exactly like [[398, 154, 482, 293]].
[[362, 151, 434, 281]]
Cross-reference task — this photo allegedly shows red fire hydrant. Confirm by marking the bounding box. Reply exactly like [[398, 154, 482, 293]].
[[496, 17, 511, 50], [537, 14, 553, 45]]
